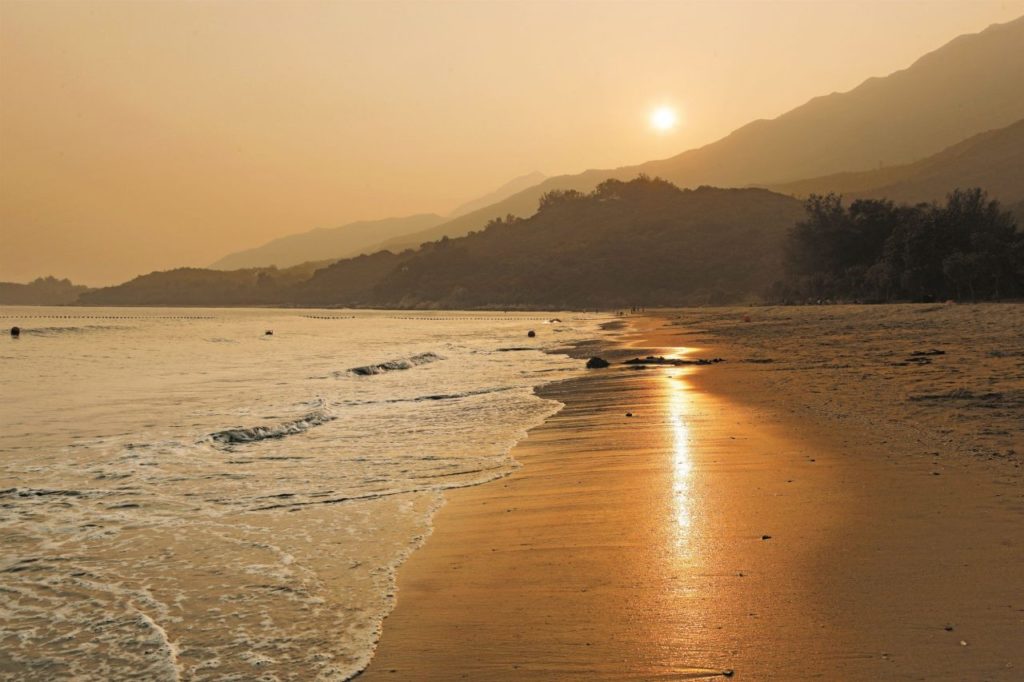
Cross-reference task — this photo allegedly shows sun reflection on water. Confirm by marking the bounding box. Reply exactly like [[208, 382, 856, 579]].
[[668, 373, 694, 549]]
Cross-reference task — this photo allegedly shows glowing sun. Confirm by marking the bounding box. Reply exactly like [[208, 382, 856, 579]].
[[650, 106, 679, 132]]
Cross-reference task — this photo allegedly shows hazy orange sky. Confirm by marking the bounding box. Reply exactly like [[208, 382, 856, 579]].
[[2, 0, 1023, 286]]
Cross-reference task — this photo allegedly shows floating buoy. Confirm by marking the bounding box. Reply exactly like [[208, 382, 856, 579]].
[[527, 330, 536, 338], [10, 326, 20, 338], [264, 330, 274, 336]]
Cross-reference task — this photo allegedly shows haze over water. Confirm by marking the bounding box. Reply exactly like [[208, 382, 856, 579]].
[[2, 1, 1022, 285], [0, 308, 598, 679]]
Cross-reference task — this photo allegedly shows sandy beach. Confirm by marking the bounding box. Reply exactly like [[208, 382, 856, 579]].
[[357, 305, 1023, 680]]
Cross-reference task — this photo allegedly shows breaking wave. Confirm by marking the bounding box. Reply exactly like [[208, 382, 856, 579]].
[[208, 404, 335, 445], [346, 352, 444, 376]]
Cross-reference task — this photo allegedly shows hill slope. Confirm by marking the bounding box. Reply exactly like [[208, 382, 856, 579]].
[[0, 277, 92, 305], [81, 179, 805, 308], [765, 119, 1024, 204], [370, 16, 1024, 253], [209, 214, 444, 271], [448, 171, 546, 218], [211, 171, 550, 271], [297, 178, 805, 309], [78, 261, 325, 307]]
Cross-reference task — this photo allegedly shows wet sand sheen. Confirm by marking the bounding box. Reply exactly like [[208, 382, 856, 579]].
[[359, 360, 845, 678], [359, 315, 1022, 680]]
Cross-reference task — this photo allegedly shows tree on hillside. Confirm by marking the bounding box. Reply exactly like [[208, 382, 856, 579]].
[[776, 188, 1023, 302]]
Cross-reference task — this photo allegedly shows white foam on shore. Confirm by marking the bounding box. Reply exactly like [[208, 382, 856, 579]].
[[0, 307, 603, 680]]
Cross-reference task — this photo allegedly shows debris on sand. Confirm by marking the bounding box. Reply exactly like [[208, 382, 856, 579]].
[[623, 355, 725, 367]]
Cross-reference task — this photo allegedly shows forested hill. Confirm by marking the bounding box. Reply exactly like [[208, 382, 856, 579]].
[[50, 178, 1024, 309], [0, 277, 92, 305], [296, 179, 805, 308], [775, 189, 1023, 303], [76, 261, 325, 307], [79, 179, 804, 308]]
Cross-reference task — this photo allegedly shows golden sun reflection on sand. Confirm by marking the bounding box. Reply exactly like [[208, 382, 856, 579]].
[[668, 373, 695, 548]]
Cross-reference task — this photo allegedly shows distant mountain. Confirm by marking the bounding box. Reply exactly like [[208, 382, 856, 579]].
[[0, 277, 92, 305], [209, 214, 444, 271], [765, 119, 1024, 205], [295, 178, 805, 309], [211, 172, 549, 271], [447, 171, 546, 218], [373, 16, 1024, 253]]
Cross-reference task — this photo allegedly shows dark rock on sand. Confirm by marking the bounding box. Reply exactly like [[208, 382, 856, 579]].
[[624, 355, 725, 367], [586, 357, 610, 369]]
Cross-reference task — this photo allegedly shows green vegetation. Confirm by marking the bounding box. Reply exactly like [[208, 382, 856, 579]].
[[53, 180, 1024, 309], [774, 189, 1024, 302], [76, 263, 320, 307], [303, 177, 804, 308], [0, 277, 92, 305], [78, 178, 804, 308]]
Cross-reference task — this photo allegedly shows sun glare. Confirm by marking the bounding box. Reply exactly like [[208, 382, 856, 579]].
[[650, 106, 678, 132]]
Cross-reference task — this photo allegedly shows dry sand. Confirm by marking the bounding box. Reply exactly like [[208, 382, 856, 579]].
[[358, 305, 1023, 680]]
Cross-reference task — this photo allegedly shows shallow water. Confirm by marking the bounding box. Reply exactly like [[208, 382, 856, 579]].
[[0, 307, 599, 680]]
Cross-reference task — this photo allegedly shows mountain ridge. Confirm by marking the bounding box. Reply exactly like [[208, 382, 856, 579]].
[[365, 15, 1024, 254], [209, 213, 444, 271], [763, 118, 1024, 204]]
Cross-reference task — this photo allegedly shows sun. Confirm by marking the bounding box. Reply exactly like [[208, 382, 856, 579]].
[[650, 106, 678, 133]]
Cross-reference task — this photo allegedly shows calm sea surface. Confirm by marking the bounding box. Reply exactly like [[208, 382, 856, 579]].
[[0, 307, 601, 680]]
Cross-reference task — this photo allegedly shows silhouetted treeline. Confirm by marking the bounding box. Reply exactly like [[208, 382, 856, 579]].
[[297, 176, 804, 308], [0, 277, 92, 305], [76, 263, 319, 307], [69, 180, 1024, 309], [773, 189, 1024, 302], [78, 177, 805, 308]]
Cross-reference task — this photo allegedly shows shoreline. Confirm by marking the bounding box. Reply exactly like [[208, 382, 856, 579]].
[[357, 310, 1022, 680]]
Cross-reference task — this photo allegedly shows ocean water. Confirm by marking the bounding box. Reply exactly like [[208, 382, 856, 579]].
[[0, 307, 600, 680]]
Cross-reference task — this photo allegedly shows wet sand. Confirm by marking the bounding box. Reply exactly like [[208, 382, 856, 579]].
[[359, 309, 1023, 680]]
